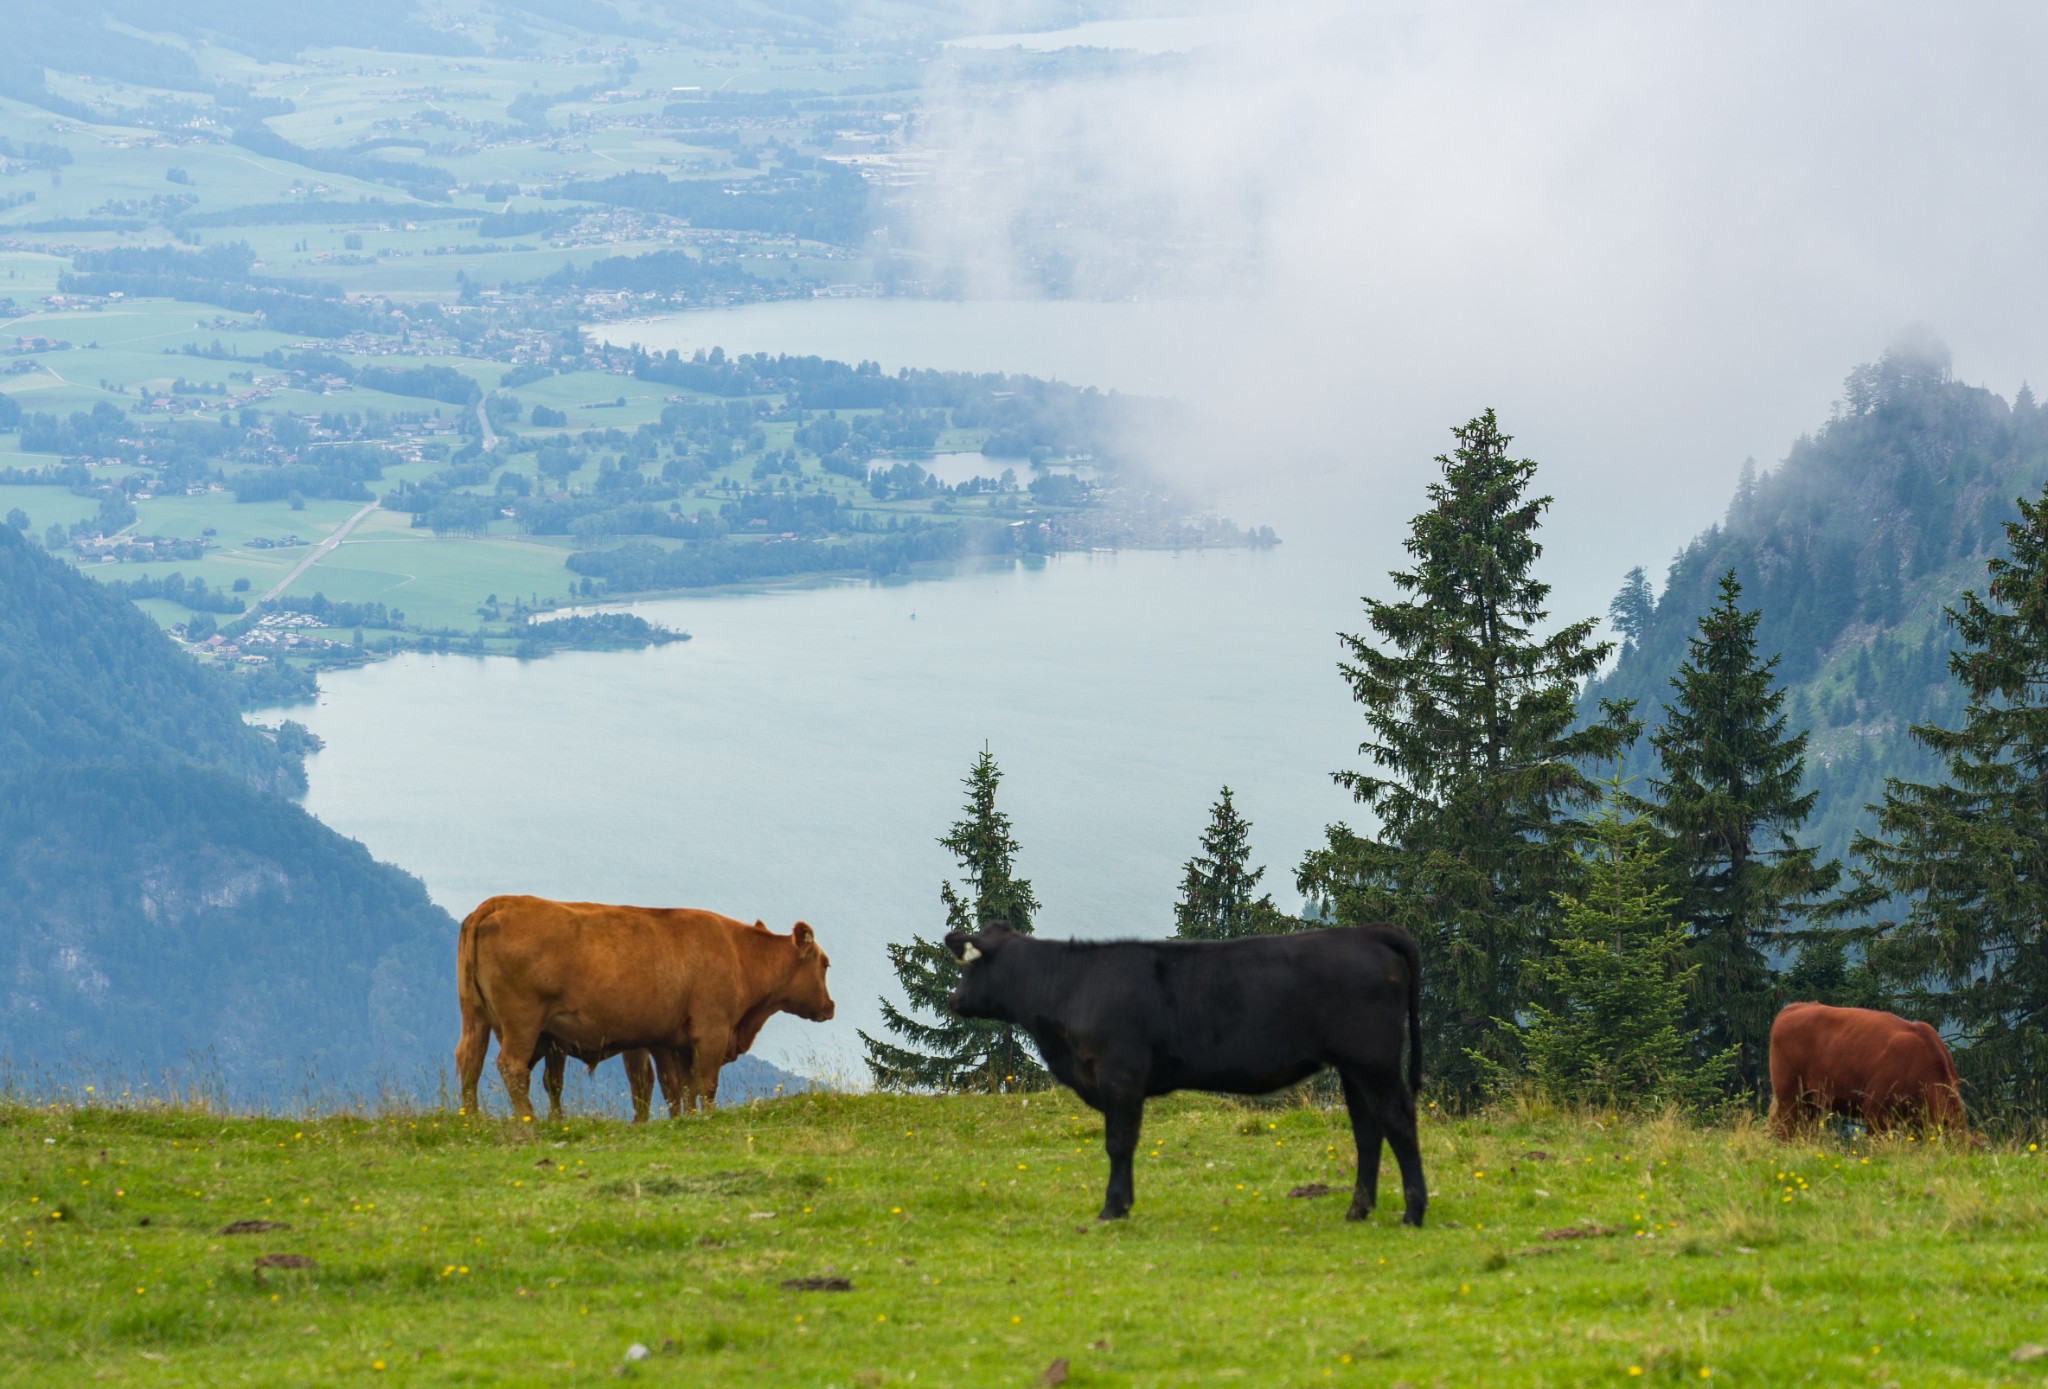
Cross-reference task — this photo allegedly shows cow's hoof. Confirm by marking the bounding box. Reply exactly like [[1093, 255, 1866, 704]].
[[1345, 1203, 1373, 1223], [1097, 1208, 1129, 1222], [1401, 1212, 1425, 1228]]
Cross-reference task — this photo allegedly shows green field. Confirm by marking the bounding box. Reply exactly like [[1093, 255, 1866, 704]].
[[285, 514, 584, 625], [4, 1093, 2043, 1386], [0, 336, 1058, 642]]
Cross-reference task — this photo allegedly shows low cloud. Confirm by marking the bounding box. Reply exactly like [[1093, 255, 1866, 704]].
[[896, 1, 2048, 611]]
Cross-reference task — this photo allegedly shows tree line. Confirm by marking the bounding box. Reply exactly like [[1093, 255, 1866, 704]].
[[864, 409, 2048, 1121]]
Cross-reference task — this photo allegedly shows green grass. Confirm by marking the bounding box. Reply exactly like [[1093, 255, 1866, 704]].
[[3, 1093, 2044, 1386], [276, 513, 581, 626], [0, 482, 100, 536]]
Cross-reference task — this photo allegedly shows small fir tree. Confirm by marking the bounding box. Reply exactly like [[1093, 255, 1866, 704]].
[[861, 747, 1047, 1092], [1780, 930, 1885, 1011], [1638, 570, 1839, 1100], [1511, 784, 1731, 1109], [1845, 486, 2048, 1115], [1297, 410, 1638, 1105], [1174, 787, 1292, 939]]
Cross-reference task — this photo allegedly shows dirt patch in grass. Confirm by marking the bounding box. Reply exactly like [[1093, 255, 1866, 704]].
[[599, 1169, 766, 1200], [1538, 1223, 1622, 1241]]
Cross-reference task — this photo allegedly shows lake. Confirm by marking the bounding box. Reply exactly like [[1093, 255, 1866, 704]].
[[285, 543, 1374, 1081]]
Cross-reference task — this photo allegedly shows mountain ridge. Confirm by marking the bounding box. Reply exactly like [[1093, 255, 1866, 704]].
[[1587, 333, 2048, 869]]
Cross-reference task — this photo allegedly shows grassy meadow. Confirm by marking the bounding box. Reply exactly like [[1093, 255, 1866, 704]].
[[4, 1090, 2046, 1386]]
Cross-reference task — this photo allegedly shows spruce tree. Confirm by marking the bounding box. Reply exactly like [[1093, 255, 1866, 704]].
[[860, 747, 1047, 1092], [1638, 569, 1839, 1100], [1174, 786, 1291, 939], [1297, 410, 1638, 1105], [1512, 785, 1731, 1109], [1608, 566, 1654, 654], [1845, 487, 2048, 1116]]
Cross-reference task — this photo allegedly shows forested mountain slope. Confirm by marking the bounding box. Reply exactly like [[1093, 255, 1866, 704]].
[[0, 524, 455, 1100], [1587, 336, 2048, 869], [0, 528, 302, 792]]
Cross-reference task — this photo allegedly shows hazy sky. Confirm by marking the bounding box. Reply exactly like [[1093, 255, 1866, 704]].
[[905, 1, 2048, 617]]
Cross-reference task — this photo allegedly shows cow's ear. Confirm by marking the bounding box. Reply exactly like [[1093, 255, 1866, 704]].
[[792, 922, 816, 955], [944, 931, 970, 961]]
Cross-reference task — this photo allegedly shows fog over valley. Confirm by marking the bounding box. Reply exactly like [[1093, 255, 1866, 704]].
[[882, 1, 2048, 616]]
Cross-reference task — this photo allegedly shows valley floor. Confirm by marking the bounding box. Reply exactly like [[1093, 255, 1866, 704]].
[[1, 1092, 2041, 1385]]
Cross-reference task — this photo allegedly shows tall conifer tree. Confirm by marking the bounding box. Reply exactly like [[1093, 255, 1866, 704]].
[[1638, 569, 1838, 1099], [1174, 786, 1290, 939], [861, 748, 1047, 1092], [1298, 410, 1637, 1104], [1845, 488, 2048, 1115]]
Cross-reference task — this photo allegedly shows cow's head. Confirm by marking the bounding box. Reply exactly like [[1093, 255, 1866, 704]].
[[945, 922, 1020, 1020], [784, 921, 835, 1022]]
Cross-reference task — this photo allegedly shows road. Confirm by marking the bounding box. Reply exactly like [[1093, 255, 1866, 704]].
[[475, 399, 498, 450], [261, 501, 379, 603]]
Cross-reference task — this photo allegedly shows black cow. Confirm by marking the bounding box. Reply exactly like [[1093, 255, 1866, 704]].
[[945, 923, 1425, 1225]]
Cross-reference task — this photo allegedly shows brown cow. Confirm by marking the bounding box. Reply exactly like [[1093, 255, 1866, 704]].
[[1768, 1002, 1967, 1139], [455, 895, 833, 1121]]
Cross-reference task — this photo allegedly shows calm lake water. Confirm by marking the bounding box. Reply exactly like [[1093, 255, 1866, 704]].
[[285, 543, 1373, 1079]]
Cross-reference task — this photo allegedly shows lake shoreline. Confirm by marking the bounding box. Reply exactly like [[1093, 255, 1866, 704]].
[[242, 530, 1285, 702]]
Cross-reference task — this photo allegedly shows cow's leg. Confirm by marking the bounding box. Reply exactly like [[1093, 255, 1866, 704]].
[[684, 1034, 725, 1114], [542, 1049, 566, 1122], [1097, 1084, 1144, 1221], [1768, 1078, 1796, 1141], [455, 1016, 491, 1116], [1375, 1082, 1427, 1228], [655, 1049, 689, 1119], [622, 1050, 655, 1124], [1337, 1066, 1385, 1221], [493, 1016, 544, 1124]]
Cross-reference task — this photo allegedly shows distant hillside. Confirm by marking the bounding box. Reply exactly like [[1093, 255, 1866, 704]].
[[1587, 334, 2048, 869], [0, 522, 302, 792], [0, 523, 456, 1101]]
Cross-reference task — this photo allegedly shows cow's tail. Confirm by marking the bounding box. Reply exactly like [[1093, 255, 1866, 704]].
[[1384, 926, 1423, 1097], [453, 899, 503, 1110], [457, 898, 496, 1025]]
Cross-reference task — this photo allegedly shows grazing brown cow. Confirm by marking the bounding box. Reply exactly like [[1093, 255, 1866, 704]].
[[456, 895, 833, 1121], [1768, 1002, 1966, 1139]]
